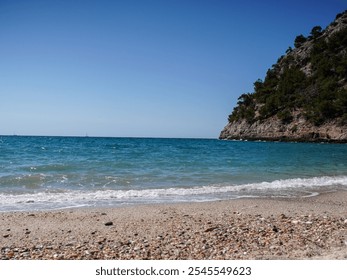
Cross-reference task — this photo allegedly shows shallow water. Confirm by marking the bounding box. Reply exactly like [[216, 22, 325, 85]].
[[1, 136, 347, 211]]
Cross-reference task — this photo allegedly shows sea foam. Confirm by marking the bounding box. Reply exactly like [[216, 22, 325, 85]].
[[1, 175, 346, 212]]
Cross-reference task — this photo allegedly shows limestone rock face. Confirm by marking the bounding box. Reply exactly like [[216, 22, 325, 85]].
[[220, 111, 347, 143]]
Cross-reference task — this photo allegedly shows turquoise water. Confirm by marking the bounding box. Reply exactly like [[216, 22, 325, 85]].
[[1, 136, 347, 211]]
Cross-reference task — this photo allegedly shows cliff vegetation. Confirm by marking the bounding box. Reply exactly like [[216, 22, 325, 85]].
[[221, 11, 347, 142]]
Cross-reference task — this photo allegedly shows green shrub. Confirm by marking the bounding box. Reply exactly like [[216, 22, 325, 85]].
[[227, 13, 347, 127]]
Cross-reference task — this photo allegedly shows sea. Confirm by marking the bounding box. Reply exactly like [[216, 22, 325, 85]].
[[0, 136, 347, 212]]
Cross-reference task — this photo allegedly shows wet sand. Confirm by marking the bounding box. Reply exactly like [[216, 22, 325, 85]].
[[1, 190, 347, 260]]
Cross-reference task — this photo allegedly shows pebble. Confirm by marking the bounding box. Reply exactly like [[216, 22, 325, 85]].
[[204, 226, 218, 232], [1, 212, 346, 260], [97, 238, 106, 244]]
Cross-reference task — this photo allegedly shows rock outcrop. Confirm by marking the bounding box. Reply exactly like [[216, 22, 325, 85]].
[[220, 11, 347, 143], [220, 111, 347, 143]]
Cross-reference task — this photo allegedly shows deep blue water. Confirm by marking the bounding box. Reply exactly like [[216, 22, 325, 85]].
[[1, 136, 347, 211]]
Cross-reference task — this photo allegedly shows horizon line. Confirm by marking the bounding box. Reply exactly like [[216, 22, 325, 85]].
[[0, 134, 218, 140]]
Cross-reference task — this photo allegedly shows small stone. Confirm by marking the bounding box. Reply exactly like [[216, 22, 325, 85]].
[[97, 237, 106, 244], [204, 226, 218, 232], [104, 221, 113, 226], [3, 234, 10, 238]]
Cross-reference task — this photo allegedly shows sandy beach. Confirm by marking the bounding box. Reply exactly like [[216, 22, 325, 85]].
[[1, 190, 347, 260]]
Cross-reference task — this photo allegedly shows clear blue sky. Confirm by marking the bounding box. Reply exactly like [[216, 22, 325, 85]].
[[1, 0, 346, 138]]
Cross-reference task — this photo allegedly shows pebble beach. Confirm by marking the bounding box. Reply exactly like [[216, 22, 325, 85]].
[[1, 190, 347, 260]]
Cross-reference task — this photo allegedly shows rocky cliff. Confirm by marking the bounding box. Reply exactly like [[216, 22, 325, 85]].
[[220, 112, 347, 142], [220, 11, 347, 143]]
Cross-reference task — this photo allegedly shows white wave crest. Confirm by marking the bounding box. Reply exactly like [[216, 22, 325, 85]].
[[1, 175, 347, 211]]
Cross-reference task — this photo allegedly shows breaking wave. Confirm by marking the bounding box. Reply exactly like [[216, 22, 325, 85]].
[[1, 175, 347, 212]]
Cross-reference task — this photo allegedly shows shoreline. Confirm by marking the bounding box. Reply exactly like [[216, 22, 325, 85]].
[[1, 190, 347, 260]]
